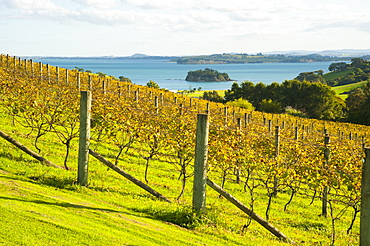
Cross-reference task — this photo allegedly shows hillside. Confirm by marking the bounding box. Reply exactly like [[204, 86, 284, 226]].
[[173, 53, 351, 64], [0, 54, 367, 245], [0, 111, 268, 246], [332, 81, 368, 100]]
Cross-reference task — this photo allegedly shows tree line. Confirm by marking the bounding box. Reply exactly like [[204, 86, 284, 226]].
[[219, 80, 345, 120], [202, 58, 370, 124]]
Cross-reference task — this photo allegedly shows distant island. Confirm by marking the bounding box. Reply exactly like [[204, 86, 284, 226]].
[[172, 53, 355, 64], [185, 68, 232, 82]]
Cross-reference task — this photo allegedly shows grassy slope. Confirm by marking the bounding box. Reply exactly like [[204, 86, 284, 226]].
[[0, 111, 287, 246], [0, 106, 360, 245], [324, 68, 367, 100], [323, 68, 355, 81], [332, 81, 368, 100]]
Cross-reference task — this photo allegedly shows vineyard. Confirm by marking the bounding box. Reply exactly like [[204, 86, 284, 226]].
[[0, 54, 368, 245]]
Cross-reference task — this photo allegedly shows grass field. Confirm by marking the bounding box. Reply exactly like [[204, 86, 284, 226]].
[[332, 81, 367, 100], [323, 68, 355, 81], [181, 90, 226, 98], [0, 104, 361, 246]]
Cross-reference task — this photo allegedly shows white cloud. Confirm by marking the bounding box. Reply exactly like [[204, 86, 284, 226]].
[[72, 0, 119, 9], [2, 0, 370, 56], [0, 0, 61, 10]]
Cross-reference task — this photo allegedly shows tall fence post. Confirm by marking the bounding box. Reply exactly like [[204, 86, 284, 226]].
[[361, 148, 370, 245], [65, 69, 69, 84], [273, 126, 280, 196], [193, 114, 210, 213], [77, 91, 91, 186], [322, 134, 330, 217]]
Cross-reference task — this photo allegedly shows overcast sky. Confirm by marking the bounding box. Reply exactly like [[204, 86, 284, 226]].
[[1, 0, 370, 56]]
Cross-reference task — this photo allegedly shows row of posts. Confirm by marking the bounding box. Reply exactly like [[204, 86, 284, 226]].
[[77, 91, 210, 214], [78, 89, 369, 243], [192, 112, 370, 245]]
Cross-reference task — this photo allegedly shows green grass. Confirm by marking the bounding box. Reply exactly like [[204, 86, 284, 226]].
[[0, 109, 360, 245], [323, 68, 355, 81], [332, 81, 368, 100], [182, 90, 226, 98]]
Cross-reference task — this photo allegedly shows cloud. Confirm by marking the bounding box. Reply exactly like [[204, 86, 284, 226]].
[[72, 0, 119, 9], [0, 0, 62, 10], [1, 0, 370, 37]]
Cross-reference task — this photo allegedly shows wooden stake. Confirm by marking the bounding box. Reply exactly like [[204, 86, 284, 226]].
[[89, 149, 171, 203], [0, 130, 63, 169], [77, 91, 91, 186], [322, 134, 330, 217], [361, 148, 370, 245], [193, 114, 210, 213], [206, 178, 292, 242]]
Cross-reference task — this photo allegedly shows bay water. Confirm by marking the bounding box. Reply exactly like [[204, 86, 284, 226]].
[[33, 58, 334, 91]]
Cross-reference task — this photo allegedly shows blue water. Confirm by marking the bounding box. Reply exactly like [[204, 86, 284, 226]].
[[33, 58, 334, 91]]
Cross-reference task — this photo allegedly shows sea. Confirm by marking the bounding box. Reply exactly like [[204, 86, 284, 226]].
[[32, 58, 335, 91]]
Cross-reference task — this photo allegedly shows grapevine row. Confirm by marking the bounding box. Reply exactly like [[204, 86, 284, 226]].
[[0, 54, 367, 231]]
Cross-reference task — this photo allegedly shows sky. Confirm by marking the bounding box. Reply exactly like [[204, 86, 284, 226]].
[[1, 0, 370, 57]]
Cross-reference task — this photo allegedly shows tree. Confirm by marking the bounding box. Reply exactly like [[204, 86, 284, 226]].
[[119, 76, 132, 83], [295, 71, 324, 83], [201, 90, 224, 103], [226, 98, 255, 110], [224, 82, 244, 101], [96, 72, 106, 77], [300, 82, 345, 120], [351, 58, 366, 68], [75, 67, 85, 72], [253, 82, 267, 107], [259, 99, 281, 113], [345, 88, 367, 124], [146, 80, 160, 89], [328, 62, 347, 72]]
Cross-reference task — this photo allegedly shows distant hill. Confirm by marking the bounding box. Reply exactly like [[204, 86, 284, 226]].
[[129, 53, 149, 58], [172, 53, 352, 64], [264, 49, 370, 57]]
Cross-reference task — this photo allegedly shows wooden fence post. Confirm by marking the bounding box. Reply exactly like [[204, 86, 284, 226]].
[[30, 59, 34, 77], [77, 72, 81, 90], [294, 126, 299, 141], [154, 96, 159, 114], [46, 64, 50, 83], [268, 120, 272, 133], [224, 107, 228, 125], [193, 114, 210, 213], [160, 93, 163, 105], [102, 79, 106, 94], [244, 113, 248, 128], [273, 126, 280, 196], [179, 103, 183, 116], [134, 90, 139, 102], [322, 134, 330, 217], [65, 69, 69, 84], [361, 147, 370, 245], [88, 75, 92, 90], [56, 66, 59, 82], [77, 91, 91, 186], [39, 62, 43, 81]]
